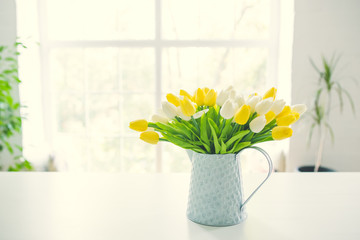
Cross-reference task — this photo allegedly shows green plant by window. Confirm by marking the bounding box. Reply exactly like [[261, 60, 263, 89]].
[[308, 55, 355, 172], [0, 42, 33, 171]]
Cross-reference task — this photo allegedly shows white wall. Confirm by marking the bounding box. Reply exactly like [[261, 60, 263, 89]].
[[289, 0, 360, 171], [0, 0, 21, 169]]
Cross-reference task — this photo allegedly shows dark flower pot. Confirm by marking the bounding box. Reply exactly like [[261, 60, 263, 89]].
[[297, 165, 336, 172]]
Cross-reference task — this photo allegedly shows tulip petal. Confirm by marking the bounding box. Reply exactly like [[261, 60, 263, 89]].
[[180, 97, 196, 117], [194, 88, 205, 106], [270, 99, 286, 115], [180, 89, 194, 101], [140, 131, 160, 144], [249, 115, 266, 133], [166, 93, 181, 107], [162, 101, 178, 119], [272, 126, 293, 140], [265, 111, 276, 124], [255, 98, 273, 115], [263, 87, 277, 100], [204, 89, 217, 107], [193, 109, 209, 119], [276, 105, 291, 118], [292, 104, 307, 116], [234, 104, 251, 125], [220, 100, 237, 119], [129, 119, 148, 132], [151, 114, 169, 124]]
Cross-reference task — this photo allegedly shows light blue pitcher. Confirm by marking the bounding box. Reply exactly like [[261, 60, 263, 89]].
[[187, 146, 273, 226]]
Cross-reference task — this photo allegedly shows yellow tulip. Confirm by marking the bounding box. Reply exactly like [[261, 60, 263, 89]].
[[180, 89, 194, 101], [194, 88, 205, 106], [272, 126, 293, 140], [276, 114, 297, 126], [166, 93, 180, 107], [234, 105, 251, 125], [180, 97, 196, 117], [203, 87, 210, 94], [140, 131, 159, 144], [265, 111, 276, 124], [129, 119, 148, 132], [263, 87, 277, 100], [276, 105, 291, 118], [204, 89, 217, 106]]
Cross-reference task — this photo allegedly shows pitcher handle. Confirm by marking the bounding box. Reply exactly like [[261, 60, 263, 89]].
[[238, 146, 273, 211]]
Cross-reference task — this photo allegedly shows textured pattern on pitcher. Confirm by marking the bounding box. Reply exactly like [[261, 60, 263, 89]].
[[187, 153, 246, 226]]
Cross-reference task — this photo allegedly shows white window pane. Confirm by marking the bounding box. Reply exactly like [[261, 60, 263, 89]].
[[50, 49, 85, 92], [46, 0, 154, 40], [89, 137, 121, 171], [119, 49, 155, 92], [54, 135, 89, 171], [85, 49, 120, 91], [50, 48, 155, 92], [162, 47, 269, 93], [162, 0, 270, 40], [57, 93, 85, 134], [89, 94, 120, 135], [122, 138, 156, 173], [122, 93, 155, 135]]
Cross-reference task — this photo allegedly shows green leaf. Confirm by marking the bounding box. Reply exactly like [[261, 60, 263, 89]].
[[219, 119, 233, 140], [4, 141, 14, 154], [208, 118, 219, 136], [242, 132, 254, 142], [208, 122, 221, 154], [220, 140, 227, 154], [307, 123, 317, 146], [232, 142, 251, 153], [225, 130, 249, 148], [161, 132, 205, 153], [324, 122, 335, 144], [341, 87, 356, 115], [200, 114, 210, 145]]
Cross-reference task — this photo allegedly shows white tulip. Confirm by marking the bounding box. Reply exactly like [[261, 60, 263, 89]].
[[234, 95, 245, 107], [249, 115, 267, 133], [193, 109, 209, 119], [255, 98, 273, 115], [220, 99, 237, 119], [228, 89, 237, 99], [176, 107, 191, 121], [246, 96, 262, 113], [151, 113, 169, 124], [216, 90, 229, 106], [292, 104, 307, 115], [161, 101, 178, 119], [270, 99, 286, 115]]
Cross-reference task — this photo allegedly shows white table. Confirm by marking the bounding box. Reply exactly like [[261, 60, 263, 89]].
[[0, 173, 359, 240]]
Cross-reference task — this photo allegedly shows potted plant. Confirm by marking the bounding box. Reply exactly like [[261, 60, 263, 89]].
[[0, 42, 32, 171], [129, 86, 306, 226], [298, 55, 355, 172]]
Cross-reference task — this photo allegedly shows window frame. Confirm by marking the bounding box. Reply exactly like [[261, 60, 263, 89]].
[[36, 0, 280, 172]]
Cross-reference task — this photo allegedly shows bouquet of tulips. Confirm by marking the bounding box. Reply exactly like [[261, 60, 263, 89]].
[[129, 87, 306, 154]]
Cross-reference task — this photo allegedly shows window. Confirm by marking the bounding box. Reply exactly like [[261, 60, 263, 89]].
[[17, 0, 280, 172]]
